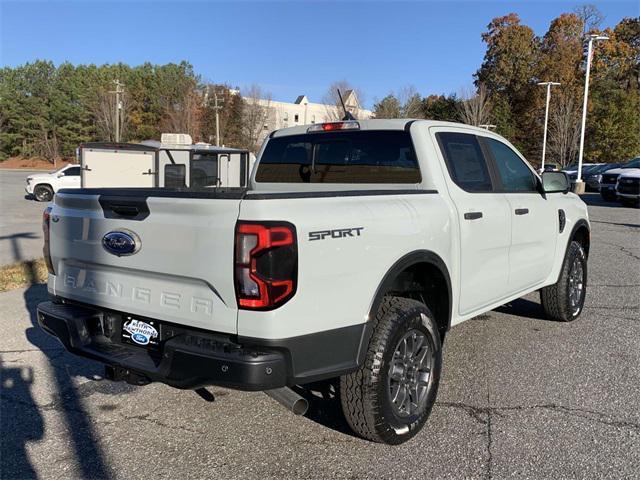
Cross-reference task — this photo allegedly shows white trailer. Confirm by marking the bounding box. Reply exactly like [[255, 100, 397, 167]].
[[80, 143, 157, 188], [79, 135, 253, 189]]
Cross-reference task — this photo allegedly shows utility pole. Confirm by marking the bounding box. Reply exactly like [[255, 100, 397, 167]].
[[206, 85, 224, 146], [576, 34, 608, 193], [110, 79, 125, 142], [537, 81, 561, 171]]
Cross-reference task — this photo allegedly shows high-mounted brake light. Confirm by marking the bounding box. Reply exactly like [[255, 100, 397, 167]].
[[42, 206, 55, 275], [307, 121, 360, 133], [234, 222, 297, 310]]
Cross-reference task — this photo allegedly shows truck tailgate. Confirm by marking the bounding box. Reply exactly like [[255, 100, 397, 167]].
[[48, 190, 243, 334]]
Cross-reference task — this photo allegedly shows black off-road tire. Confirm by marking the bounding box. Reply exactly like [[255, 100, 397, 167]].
[[34, 184, 54, 202], [540, 241, 587, 322], [340, 296, 442, 445]]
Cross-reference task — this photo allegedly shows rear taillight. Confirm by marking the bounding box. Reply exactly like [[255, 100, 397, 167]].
[[234, 222, 297, 310], [42, 206, 55, 274]]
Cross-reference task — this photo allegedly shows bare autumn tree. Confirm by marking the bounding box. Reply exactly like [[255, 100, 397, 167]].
[[241, 84, 271, 152], [91, 87, 130, 142], [398, 86, 423, 118], [573, 4, 605, 34], [458, 84, 492, 126], [162, 83, 202, 140], [548, 94, 581, 167], [322, 80, 365, 120]]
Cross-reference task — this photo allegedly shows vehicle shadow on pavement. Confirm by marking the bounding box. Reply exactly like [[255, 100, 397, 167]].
[[494, 298, 551, 321], [0, 362, 44, 480], [0, 230, 129, 479], [293, 380, 360, 438]]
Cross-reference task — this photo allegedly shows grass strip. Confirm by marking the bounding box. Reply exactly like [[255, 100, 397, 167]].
[[0, 258, 48, 292]]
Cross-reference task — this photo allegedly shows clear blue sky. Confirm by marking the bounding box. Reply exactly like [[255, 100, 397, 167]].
[[1, 0, 637, 108]]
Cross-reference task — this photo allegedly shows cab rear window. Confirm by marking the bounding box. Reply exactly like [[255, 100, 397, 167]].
[[255, 130, 421, 183]]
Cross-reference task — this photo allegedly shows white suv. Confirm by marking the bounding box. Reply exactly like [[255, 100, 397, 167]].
[[25, 164, 81, 201]]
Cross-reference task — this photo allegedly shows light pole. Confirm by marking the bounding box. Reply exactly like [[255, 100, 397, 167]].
[[537, 82, 561, 171], [576, 34, 608, 193]]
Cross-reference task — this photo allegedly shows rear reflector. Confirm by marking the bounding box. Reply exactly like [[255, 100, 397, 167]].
[[307, 121, 360, 133]]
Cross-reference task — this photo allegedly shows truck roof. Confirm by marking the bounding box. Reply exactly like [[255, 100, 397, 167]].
[[270, 119, 495, 138]]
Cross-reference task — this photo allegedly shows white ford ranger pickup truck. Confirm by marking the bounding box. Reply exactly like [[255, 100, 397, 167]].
[[37, 119, 590, 444]]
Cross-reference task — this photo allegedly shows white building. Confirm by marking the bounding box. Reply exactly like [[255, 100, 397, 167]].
[[249, 91, 372, 143]]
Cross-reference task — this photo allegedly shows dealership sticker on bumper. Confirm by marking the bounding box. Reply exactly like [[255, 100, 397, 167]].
[[122, 318, 159, 348]]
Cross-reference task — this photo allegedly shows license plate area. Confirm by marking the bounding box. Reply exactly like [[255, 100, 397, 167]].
[[121, 316, 161, 350]]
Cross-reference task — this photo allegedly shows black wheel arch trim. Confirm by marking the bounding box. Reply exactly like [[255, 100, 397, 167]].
[[357, 250, 452, 365], [568, 219, 590, 257]]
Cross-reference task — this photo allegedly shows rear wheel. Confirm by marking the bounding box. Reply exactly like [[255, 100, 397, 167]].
[[340, 297, 442, 444], [34, 184, 54, 202], [540, 241, 587, 322]]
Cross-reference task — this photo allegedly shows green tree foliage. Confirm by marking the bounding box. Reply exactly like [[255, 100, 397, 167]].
[[476, 11, 639, 165], [0, 60, 211, 161], [421, 95, 460, 122], [373, 95, 401, 118], [476, 13, 539, 155]]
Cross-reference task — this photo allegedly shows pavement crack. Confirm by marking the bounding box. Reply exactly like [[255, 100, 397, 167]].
[[485, 390, 493, 480], [436, 402, 640, 433], [120, 412, 206, 435], [601, 242, 640, 262], [435, 402, 488, 425]]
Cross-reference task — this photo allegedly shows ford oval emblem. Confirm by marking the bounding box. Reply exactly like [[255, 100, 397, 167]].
[[102, 230, 140, 256]]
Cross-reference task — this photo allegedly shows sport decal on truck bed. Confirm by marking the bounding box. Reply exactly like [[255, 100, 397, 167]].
[[308, 227, 364, 241]]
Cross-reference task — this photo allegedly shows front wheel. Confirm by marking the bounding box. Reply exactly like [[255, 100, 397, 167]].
[[540, 241, 587, 322], [340, 297, 442, 444], [34, 184, 54, 202]]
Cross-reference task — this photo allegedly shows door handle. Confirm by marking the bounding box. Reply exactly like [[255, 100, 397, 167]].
[[515, 208, 529, 215], [464, 212, 483, 220]]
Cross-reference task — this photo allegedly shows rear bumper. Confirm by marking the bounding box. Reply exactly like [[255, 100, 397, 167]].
[[37, 301, 287, 391], [37, 300, 368, 390]]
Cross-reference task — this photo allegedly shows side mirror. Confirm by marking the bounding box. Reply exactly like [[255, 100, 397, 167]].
[[57, 173, 64, 178], [542, 171, 570, 194]]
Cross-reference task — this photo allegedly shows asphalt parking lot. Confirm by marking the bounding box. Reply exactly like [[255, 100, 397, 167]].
[[0, 170, 51, 266], [1, 173, 639, 479]]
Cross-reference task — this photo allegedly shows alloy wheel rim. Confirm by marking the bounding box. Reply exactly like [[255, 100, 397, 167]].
[[387, 329, 433, 418], [568, 257, 584, 315]]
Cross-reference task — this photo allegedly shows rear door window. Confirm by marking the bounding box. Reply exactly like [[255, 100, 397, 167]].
[[436, 132, 493, 192], [164, 164, 186, 188], [255, 130, 421, 183]]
